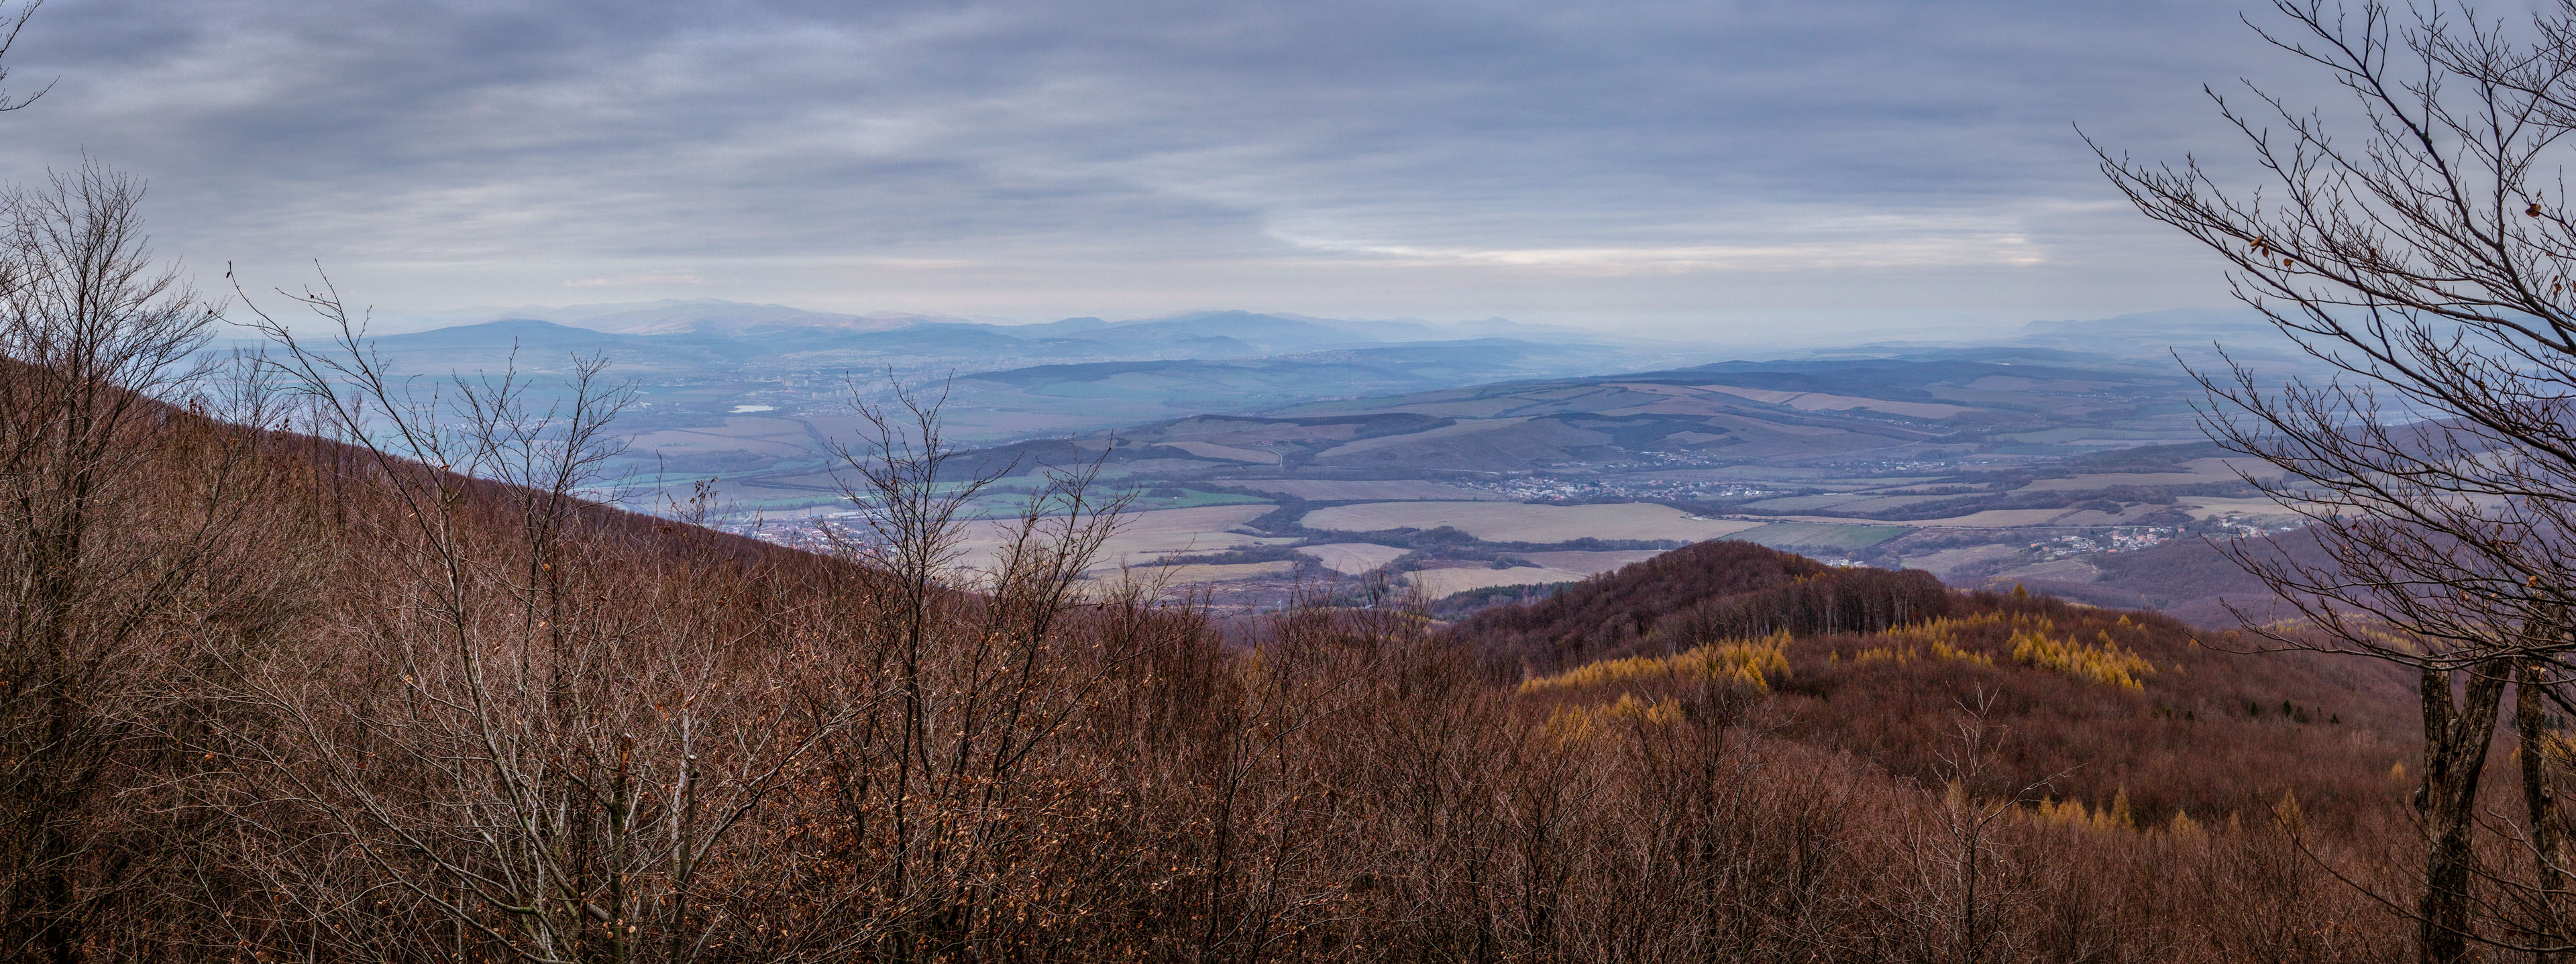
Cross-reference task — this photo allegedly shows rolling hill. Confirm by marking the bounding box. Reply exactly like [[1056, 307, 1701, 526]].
[[1441, 538, 2418, 826]]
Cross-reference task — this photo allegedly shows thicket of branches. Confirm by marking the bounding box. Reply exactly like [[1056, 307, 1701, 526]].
[[2099, 1, 2576, 959]]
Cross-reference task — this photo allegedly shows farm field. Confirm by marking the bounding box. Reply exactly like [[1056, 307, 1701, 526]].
[[1682, 383, 1976, 419], [1986, 557, 2106, 584], [1768, 508, 2095, 528], [1226, 479, 1503, 502], [1741, 494, 1874, 512], [2171, 496, 2310, 520], [1161, 441, 1281, 464], [1129, 561, 1299, 585], [1407, 565, 1596, 598], [1107, 488, 1275, 511], [1894, 543, 2027, 581], [1518, 549, 1666, 574], [2017, 456, 2273, 490], [1409, 549, 1679, 598], [1723, 522, 1912, 553], [952, 504, 1283, 573], [1301, 501, 1766, 543], [1294, 543, 1413, 575]]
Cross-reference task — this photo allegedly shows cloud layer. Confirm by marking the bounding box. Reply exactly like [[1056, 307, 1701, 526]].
[[0, 0, 2304, 336]]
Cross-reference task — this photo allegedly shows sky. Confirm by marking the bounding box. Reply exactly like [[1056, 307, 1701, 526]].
[[0, 0, 2345, 339]]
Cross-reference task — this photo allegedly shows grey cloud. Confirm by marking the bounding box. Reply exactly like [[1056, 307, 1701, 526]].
[[0, 0, 2306, 329]]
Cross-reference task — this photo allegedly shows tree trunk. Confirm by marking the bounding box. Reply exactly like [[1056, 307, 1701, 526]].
[[2422, 662, 2509, 963], [2522, 659, 2568, 959]]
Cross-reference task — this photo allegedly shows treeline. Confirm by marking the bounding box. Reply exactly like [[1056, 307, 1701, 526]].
[[1450, 540, 1951, 676]]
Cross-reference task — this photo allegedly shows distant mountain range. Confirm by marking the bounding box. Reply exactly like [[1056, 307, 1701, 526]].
[[361, 300, 1607, 362], [303, 299, 2317, 464], [334, 305, 1666, 392], [348, 299, 2308, 378], [313, 302, 1735, 449]]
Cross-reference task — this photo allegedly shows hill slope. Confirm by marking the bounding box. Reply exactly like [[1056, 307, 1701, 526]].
[[1443, 539, 2418, 826]]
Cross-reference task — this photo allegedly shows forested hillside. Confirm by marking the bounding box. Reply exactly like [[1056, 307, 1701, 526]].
[[1447, 539, 2418, 828], [5, 323, 2425, 960]]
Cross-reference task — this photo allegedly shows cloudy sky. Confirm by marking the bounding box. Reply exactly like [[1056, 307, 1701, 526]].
[[0, 0, 2333, 337]]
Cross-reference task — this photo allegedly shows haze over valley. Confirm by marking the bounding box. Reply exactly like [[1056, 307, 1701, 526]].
[[339, 297, 2318, 624]]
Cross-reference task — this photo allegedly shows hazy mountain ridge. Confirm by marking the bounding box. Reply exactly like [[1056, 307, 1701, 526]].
[[374, 300, 1596, 350]]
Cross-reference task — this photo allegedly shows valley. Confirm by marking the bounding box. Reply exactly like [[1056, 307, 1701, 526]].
[[327, 300, 2320, 624], [648, 311, 2317, 621]]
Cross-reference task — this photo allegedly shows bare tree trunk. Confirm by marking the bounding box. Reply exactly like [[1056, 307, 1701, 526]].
[[2524, 659, 2569, 959], [2423, 663, 2510, 964]]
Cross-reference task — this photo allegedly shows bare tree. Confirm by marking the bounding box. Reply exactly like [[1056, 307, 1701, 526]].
[[215, 282, 843, 963], [0, 1, 49, 113], [1880, 695, 2057, 964], [0, 163, 272, 961], [2096, 1, 2576, 958], [802, 377, 1150, 956]]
